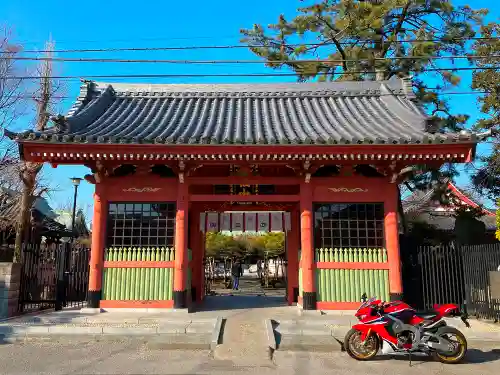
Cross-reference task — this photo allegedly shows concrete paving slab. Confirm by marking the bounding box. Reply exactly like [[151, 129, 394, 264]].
[[186, 322, 214, 334], [146, 334, 213, 350], [102, 326, 158, 335], [157, 323, 191, 334], [331, 326, 350, 338], [49, 326, 104, 335], [278, 335, 341, 352], [301, 327, 332, 336], [0, 325, 50, 335]]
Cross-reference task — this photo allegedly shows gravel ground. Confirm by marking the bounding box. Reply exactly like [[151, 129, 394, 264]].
[[0, 337, 499, 375]]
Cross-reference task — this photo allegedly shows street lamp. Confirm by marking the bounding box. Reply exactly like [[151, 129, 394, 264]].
[[70, 177, 83, 241]]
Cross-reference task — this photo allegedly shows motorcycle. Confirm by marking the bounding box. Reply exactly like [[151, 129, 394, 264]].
[[344, 294, 470, 364]]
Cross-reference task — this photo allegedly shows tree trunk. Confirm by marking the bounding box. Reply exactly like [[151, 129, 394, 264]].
[[12, 41, 54, 263], [13, 179, 34, 262]]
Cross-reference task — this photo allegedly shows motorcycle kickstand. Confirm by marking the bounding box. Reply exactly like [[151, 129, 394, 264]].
[[406, 350, 412, 367]]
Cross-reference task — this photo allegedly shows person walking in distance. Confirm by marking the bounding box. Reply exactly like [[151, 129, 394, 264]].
[[231, 259, 243, 290], [257, 259, 263, 280]]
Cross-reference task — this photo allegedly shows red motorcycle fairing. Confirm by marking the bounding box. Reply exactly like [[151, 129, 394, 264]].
[[352, 321, 399, 347], [433, 303, 461, 318]]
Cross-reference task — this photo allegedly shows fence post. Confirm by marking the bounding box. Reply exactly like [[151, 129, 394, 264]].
[[458, 244, 469, 316], [55, 244, 69, 311]]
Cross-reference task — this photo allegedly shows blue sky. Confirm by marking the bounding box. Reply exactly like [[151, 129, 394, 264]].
[[1, 0, 497, 223]]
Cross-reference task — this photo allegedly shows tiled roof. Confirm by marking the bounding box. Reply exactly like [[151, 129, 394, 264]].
[[5, 77, 478, 145], [403, 182, 497, 231], [0, 188, 71, 235], [412, 212, 497, 231]]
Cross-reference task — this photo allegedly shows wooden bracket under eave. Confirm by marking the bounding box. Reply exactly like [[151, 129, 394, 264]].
[[135, 164, 152, 176], [186, 164, 203, 177], [84, 174, 96, 185], [178, 160, 186, 183], [389, 161, 398, 184], [303, 159, 312, 183], [390, 164, 415, 184], [93, 161, 106, 183]]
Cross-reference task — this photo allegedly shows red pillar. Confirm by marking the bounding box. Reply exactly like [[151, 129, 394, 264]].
[[287, 209, 300, 305], [199, 226, 205, 302], [87, 190, 107, 308], [300, 183, 316, 310], [384, 186, 403, 300], [189, 209, 201, 303], [173, 182, 189, 308]]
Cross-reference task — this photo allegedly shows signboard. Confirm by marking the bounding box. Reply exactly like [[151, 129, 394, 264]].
[[232, 213, 244, 232], [258, 213, 270, 232], [200, 212, 291, 232]]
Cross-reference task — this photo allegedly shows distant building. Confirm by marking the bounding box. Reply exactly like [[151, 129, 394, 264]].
[[403, 182, 497, 240], [53, 209, 90, 242], [0, 187, 90, 250]]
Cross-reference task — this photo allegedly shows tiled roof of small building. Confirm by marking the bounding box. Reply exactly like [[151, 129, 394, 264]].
[[0, 188, 71, 235], [402, 183, 497, 231], [5, 77, 478, 146]]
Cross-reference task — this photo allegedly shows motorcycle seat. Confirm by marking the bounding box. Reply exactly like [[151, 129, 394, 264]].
[[415, 310, 437, 320]]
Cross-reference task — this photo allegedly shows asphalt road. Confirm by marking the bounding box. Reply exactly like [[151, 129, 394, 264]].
[[0, 337, 499, 375]]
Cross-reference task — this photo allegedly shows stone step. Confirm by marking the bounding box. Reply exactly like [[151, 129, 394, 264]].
[[213, 315, 274, 364], [0, 321, 216, 335], [0, 313, 224, 352]]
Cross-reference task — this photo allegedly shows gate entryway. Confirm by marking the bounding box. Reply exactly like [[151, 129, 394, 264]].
[[200, 211, 291, 303], [18, 243, 90, 313]]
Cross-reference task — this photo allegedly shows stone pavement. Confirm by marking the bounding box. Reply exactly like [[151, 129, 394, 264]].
[[0, 308, 220, 349], [206, 295, 286, 364], [2, 290, 500, 364], [0, 337, 499, 374], [210, 276, 287, 297]]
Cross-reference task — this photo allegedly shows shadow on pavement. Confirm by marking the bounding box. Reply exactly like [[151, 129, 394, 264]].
[[195, 295, 288, 312], [464, 348, 500, 364], [372, 348, 500, 365]]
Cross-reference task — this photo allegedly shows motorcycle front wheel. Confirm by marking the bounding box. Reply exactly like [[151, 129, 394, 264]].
[[344, 328, 380, 361], [433, 327, 468, 364]]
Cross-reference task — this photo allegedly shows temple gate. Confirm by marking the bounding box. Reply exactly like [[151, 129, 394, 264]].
[[6, 78, 478, 311]]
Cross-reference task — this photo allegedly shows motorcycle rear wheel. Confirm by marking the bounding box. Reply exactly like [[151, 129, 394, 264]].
[[432, 327, 467, 364], [344, 328, 380, 361]]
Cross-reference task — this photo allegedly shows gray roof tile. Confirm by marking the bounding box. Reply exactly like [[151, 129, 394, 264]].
[[5, 78, 477, 145]]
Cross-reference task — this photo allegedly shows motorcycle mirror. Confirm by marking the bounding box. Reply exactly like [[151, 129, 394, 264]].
[[361, 293, 367, 302]]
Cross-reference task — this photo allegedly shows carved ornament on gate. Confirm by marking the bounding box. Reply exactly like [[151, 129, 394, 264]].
[[328, 187, 368, 193], [122, 187, 162, 193]]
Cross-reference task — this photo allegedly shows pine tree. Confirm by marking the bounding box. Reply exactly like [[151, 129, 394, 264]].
[[470, 22, 500, 201], [241, 0, 487, 200]]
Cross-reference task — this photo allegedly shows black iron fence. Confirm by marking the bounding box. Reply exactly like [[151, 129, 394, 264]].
[[402, 242, 500, 322], [462, 244, 500, 322], [18, 243, 90, 313]]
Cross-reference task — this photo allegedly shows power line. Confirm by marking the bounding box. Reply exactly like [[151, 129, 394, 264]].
[[17, 34, 240, 47], [2, 54, 499, 65], [2, 66, 499, 81], [3, 36, 500, 55]]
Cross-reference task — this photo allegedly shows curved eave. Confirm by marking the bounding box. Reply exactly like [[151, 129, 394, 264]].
[[8, 129, 479, 146], [18, 141, 477, 164]]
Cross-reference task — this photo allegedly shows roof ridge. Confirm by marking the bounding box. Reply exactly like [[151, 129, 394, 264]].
[[88, 79, 408, 96]]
